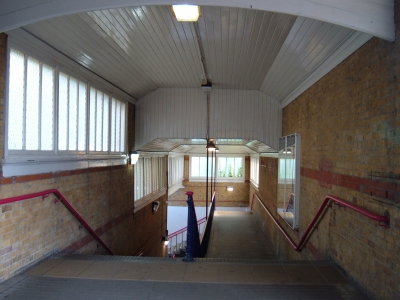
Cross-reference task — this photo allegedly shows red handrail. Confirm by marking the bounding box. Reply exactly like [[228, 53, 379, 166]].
[[252, 193, 389, 252], [168, 217, 206, 239], [0, 189, 114, 255]]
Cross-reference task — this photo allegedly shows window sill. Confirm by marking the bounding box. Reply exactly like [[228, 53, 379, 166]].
[[189, 178, 245, 183], [134, 188, 167, 213], [2, 154, 127, 177]]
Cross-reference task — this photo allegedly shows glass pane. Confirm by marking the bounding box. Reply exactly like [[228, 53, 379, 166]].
[[191, 157, 199, 177], [110, 99, 116, 152], [89, 87, 96, 151], [218, 157, 227, 177], [95, 91, 103, 151], [58, 73, 68, 150], [199, 157, 208, 176], [8, 49, 25, 150], [234, 157, 243, 177], [115, 101, 121, 152], [120, 102, 125, 151], [68, 78, 78, 150], [102, 94, 109, 151], [25, 57, 40, 150], [78, 82, 87, 151], [41, 64, 54, 150]]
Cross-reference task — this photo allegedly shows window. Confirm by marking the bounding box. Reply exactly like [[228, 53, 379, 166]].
[[168, 156, 184, 187], [5, 46, 129, 177], [250, 156, 259, 187], [218, 157, 243, 178], [58, 72, 87, 151], [8, 49, 55, 151], [89, 87, 109, 152], [110, 97, 126, 153], [134, 156, 166, 201], [190, 156, 215, 178], [189, 155, 244, 182]]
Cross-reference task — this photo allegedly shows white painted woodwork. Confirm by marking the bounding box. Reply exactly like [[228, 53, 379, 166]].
[[15, 6, 372, 105], [135, 88, 280, 151], [198, 7, 296, 89], [135, 88, 207, 150], [261, 17, 372, 104], [2, 3, 383, 152], [0, 0, 394, 41]]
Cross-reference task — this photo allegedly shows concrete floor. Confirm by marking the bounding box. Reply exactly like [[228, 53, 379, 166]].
[[207, 211, 276, 259], [0, 211, 369, 299]]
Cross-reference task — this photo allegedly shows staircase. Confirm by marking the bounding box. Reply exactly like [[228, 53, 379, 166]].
[[0, 208, 371, 299], [206, 210, 276, 260]]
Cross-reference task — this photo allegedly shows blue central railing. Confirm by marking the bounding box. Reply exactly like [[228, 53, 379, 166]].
[[184, 191, 216, 261]]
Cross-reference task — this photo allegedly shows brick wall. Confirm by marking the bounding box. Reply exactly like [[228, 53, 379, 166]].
[[168, 155, 250, 207], [0, 166, 136, 281], [131, 194, 167, 257], [264, 4, 400, 299], [0, 36, 166, 281]]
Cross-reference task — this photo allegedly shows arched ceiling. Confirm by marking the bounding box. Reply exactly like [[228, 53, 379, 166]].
[[6, 4, 377, 105], [0, 0, 394, 41], [0, 1, 394, 152]]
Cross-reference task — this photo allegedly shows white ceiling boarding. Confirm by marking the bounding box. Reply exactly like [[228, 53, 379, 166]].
[[0, 0, 395, 41]]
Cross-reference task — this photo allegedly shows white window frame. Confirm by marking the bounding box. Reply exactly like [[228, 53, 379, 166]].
[[134, 154, 167, 211], [3, 32, 133, 177], [250, 155, 259, 188], [189, 154, 245, 183], [168, 155, 184, 195]]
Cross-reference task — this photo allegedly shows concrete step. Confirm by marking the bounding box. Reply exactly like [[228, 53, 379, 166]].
[[0, 253, 370, 300]]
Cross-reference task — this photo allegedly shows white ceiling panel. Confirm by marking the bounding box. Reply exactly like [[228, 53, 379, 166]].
[[8, 4, 374, 151], [260, 17, 356, 100], [19, 5, 371, 103]]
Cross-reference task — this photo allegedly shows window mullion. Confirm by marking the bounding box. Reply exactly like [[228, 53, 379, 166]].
[[22, 54, 28, 150], [38, 63, 43, 150], [94, 89, 97, 151], [108, 93, 112, 154], [100, 92, 103, 151], [66, 75, 70, 151], [85, 84, 89, 154], [76, 80, 79, 150], [54, 66, 59, 154]]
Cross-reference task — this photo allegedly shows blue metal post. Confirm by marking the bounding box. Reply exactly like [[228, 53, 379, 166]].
[[184, 191, 196, 261]]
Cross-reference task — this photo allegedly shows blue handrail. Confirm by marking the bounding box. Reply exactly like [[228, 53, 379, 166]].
[[184, 191, 216, 260]]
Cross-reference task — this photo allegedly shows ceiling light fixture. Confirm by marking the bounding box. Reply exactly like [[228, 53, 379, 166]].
[[206, 139, 216, 152], [283, 148, 292, 154], [130, 150, 139, 165], [172, 5, 200, 22]]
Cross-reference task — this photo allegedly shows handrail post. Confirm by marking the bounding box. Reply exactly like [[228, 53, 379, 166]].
[[184, 191, 199, 261]]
